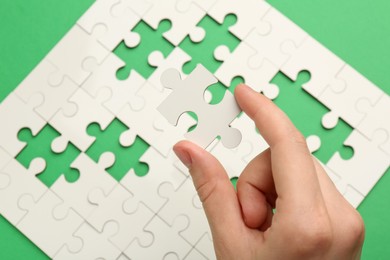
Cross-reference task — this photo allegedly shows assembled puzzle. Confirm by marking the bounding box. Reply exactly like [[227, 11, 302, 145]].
[[0, 0, 389, 259]]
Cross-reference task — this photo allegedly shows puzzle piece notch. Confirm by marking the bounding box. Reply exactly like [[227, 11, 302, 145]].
[[245, 7, 308, 70], [326, 130, 390, 198], [214, 43, 279, 100], [120, 146, 187, 212], [86, 119, 149, 181], [180, 13, 239, 74], [281, 36, 345, 98], [14, 59, 79, 121], [320, 64, 384, 129], [148, 47, 191, 92], [50, 88, 115, 152], [17, 190, 84, 258], [356, 94, 390, 156], [77, 0, 141, 51], [193, 233, 215, 260], [176, 0, 217, 13], [81, 53, 146, 115], [320, 161, 365, 208], [124, 214, 192, 260], [158, 179, 211, 245], [208, 0, 271, 40], [46, 25, 109, 86], [54, 221, 121, 260], [158, 65, 242, 149], [87, 184, 154, 251], [142, 0, 205, 45], [51, 153, 117, 219], [0, 157, 47, 226], [117, 81, 196, 157], [16, 125, 81, 187], [0, 93, 46, 157]]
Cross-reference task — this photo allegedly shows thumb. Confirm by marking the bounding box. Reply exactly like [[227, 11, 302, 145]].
[[173, 141, 244, 239]]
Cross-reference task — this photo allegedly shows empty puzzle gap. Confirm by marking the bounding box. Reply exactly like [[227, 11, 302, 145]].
[[180, 14, 240, 74], [16, 124, 81, 187], [114, 19, 173, 80], [271, 70, 354, 164], [86, 118, 150, 181]]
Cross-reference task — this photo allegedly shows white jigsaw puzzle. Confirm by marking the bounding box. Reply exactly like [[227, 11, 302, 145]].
[[0, 0, 389, 259]]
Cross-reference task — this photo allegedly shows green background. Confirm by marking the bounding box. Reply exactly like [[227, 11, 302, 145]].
[[0, 0, 389, 259]]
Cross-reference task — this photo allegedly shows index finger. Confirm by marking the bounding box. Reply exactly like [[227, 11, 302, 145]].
[[234, 84, 324, 208]]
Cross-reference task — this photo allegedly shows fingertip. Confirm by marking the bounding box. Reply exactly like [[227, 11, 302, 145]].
[[173, 141, 193, 169]]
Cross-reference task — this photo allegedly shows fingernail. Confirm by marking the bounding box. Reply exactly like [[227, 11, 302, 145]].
[[173, 147, 192, 169]]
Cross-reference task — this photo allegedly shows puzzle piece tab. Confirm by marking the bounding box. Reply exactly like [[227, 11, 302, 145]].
[[17, 190, 84, 258], [0, 93, 45, 156], [158, 64, 242, 149]]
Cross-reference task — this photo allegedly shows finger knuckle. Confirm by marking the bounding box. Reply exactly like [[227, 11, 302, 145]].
[[294, 228, 333, 256], [289, 217, 333, 256], [342, 211, 365, 246]]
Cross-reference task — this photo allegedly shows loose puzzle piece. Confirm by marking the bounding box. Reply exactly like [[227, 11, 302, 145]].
[[326, 130, 390, 197], [49, 88, 115, 152], [124, 214, 192, 260], [0, 93, 45, 157], [114, 19, 174, 79], [209, 113, 269, 179], [320, 64, 384, 129], [158, 64, 242, 149], [17, 190, 84, 258], [54, 221, 121, 260], [81, 52, 146, 115], [50, 153, 117, 219], [179, 14, 240, 74], [46, 24, 109, 86], [120, 146, 187, 212], [118, 81, 196, 157], [0, 156, 46, 226], [158, 179, 211, 245], [143, 0, 205, 46], [77, 0, 141, 51], [208, 0, 271, 40], [16, 124, 80, 187], [14, 59, 78, 121], [87, 184, 154, 251], [86, 118, 149, 181]]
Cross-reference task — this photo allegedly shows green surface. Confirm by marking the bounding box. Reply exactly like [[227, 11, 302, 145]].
[[86, 119, 149, 181], [16, 125, 80, 187], [180, 14, 240, 74], [0, 0, 389, 259], [271, 71, 354, 163], [115, 20, 174, 79]]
